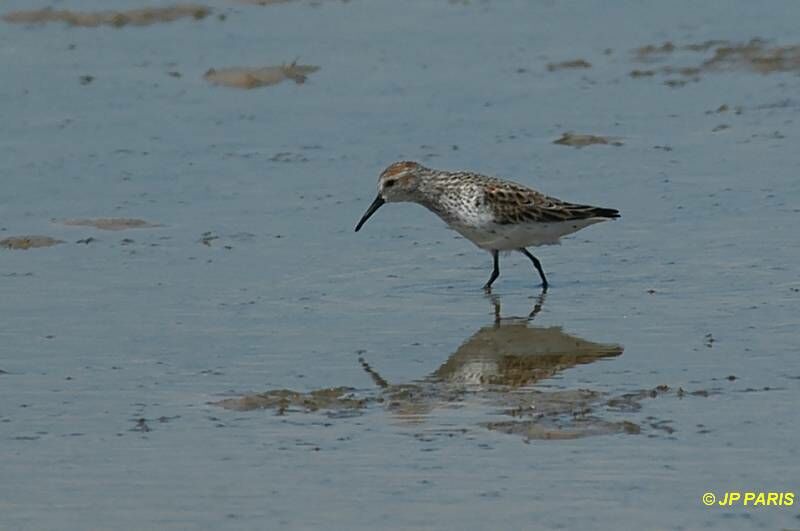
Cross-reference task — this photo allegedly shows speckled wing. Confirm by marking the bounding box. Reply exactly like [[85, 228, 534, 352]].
[[482, 181, 619, 225]]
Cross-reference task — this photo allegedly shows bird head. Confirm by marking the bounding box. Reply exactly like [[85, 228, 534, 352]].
[[355, 161, 425, 232]]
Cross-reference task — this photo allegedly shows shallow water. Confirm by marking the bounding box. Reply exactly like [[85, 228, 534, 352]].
[[2, 0, 799, 529]]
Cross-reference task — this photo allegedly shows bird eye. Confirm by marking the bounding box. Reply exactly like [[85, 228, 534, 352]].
[[385, 179, 396, 188]]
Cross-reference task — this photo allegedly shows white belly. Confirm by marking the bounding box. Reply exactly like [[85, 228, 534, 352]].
[[450, 218, 608, 251]]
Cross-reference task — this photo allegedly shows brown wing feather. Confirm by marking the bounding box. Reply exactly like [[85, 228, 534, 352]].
[[483, 181, 619, 225]]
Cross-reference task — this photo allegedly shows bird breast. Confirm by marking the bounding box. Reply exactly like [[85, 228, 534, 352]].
[[422, 183, 492, 227]]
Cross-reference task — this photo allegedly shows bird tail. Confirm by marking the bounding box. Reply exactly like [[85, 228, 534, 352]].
[[562, 204, 620, 220], [586, 206, 620, 219]]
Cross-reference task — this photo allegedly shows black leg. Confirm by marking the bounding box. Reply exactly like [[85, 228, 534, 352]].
[[358, 356, 390, 389], [487, 294, 501, 324], [527, 288, 547, 320], [483, 250, 500, 291], [519, 248, 549, 288]]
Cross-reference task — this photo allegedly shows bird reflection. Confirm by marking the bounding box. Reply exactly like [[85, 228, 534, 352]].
[[367, 290, 623, 419], [428, 291, 621, 388], [218, 291, 630, 438]]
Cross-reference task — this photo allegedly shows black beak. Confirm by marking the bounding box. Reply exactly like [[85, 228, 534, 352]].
[[354, 194, 385, 232]]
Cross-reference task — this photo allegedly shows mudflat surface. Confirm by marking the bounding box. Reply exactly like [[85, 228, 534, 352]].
[[1, 1, 799, 529]]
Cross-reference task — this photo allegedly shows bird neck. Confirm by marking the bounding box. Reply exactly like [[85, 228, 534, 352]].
[[415, 172, 465, 219]]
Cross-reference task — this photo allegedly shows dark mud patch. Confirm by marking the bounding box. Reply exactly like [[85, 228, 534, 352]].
[[631, 38, 800, 84], [554, 133, 623, 148], [2, 5, 211, 28], [1, 236, 64, 250], [232, 0, 295, 4], [203, 62, 320, 89], [704, 39, 800, 73], [216, 387, 369, 415], [634, 40, 728, 61], [269, 152, 309, 163], [705, 104, 743, 115], [485, 384, 714, 441], [487, 418, 640, 440], [546, 59, 591, 72], [62, 218, 160, 231]]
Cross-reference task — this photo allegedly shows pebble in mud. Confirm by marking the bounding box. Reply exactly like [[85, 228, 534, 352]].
[[199, 232, 219, 246], [704, 333, 715, 347], [132, 418, 151, 432]]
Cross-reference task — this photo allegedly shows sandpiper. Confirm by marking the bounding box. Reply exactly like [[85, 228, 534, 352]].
[[355, 161, 619, 290]]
